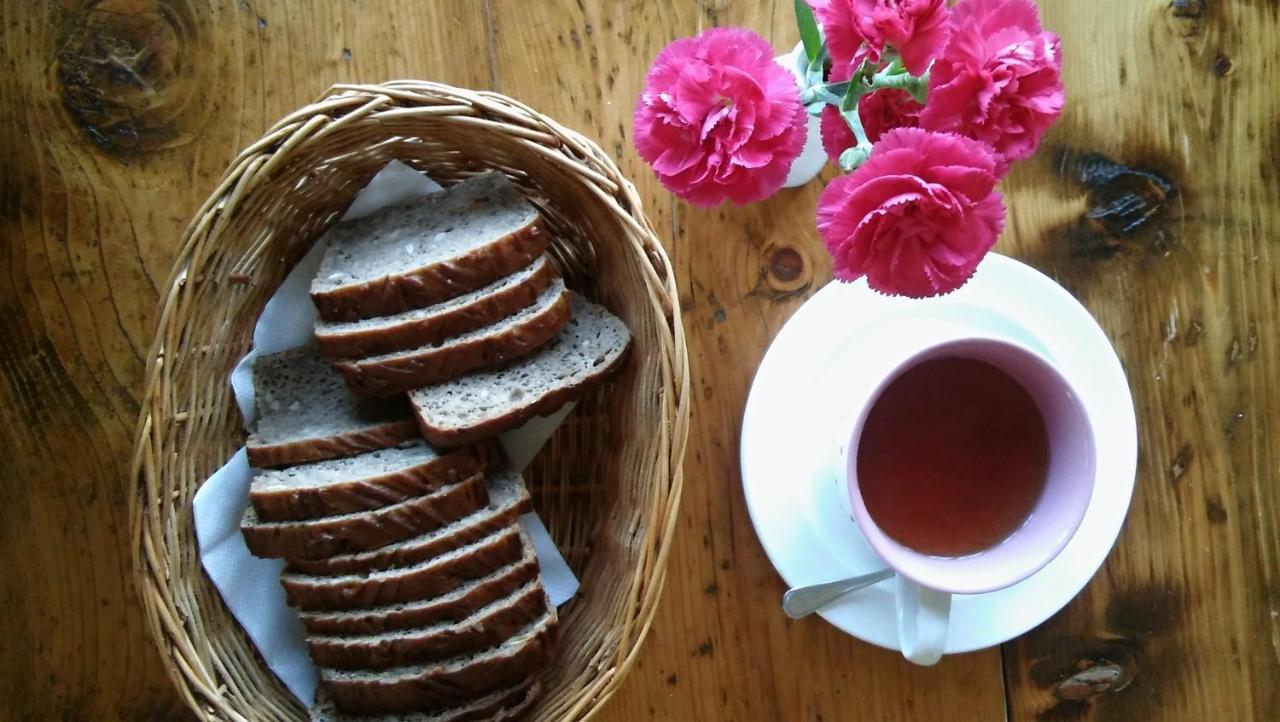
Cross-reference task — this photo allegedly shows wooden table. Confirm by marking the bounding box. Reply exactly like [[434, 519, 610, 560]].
[[2, 1, 1276, 719]]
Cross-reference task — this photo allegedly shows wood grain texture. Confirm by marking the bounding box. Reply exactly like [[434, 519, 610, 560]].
[[998, 1, 1280, 720], [487, 2, 1003, 720], [1, 0, 1276, 720], [0, 1, 488, 719]]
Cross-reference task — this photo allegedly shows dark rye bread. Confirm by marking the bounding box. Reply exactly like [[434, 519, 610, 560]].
[[410, 294, 631, 448], [310, 680, 539, 722], [288, 467, 532, 576], [321, 610, 559, 714], [246, 345, 418, 468], [299, 548, 540, 636], [306, 581, 549, 670], [281, 525, 526, 611], [315, 256, 559, 359], [311, 173, 549, 321], [249, 441, 489, 522], [336, 280, 572, 398], [242, 473, 488, 560]]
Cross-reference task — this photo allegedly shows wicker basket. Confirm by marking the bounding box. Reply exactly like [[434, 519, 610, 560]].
[[131, 81, 689, 721]]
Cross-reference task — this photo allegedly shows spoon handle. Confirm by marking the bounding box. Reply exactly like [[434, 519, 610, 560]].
[[782, 568, 895, 619]]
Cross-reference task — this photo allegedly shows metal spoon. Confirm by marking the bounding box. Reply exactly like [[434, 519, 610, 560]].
[[782, 569, 895, 619]]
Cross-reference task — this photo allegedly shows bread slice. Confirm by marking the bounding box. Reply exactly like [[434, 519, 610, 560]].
[[321, 610, 559, 714], [246, 345, 419, 468], [335, 280, 572, 398], [307, 580, 549, 670], [299, 549, 540, 636], [241, 473, 488, 560], [311, 173, 548, 321], [281, 525, 526, 611], [315, 256, 559, 360], [409, 294, 631, 448], [288, 467, 532, 576], [490, 681, 541, 722], [249, 441, 490, 522], [310, 680, 540, 722]]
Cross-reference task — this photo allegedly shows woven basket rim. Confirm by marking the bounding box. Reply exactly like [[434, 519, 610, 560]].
[[130, 80, 690, 721]]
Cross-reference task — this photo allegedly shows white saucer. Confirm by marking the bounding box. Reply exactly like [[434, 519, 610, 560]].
[[740, 253, 1138, 654]]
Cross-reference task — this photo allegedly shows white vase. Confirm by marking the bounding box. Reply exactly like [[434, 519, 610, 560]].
[[775, 42, 827, 189]]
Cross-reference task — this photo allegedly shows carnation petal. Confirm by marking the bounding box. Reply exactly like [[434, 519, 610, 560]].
[[635, 26, 807, 206]]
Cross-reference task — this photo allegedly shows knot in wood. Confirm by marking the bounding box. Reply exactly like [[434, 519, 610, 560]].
[[1054, 660, 1136, 700], [57, 0, 203, 157], [761, 244, 810, 297]]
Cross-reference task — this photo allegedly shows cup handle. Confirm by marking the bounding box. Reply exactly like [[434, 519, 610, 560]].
[[895, 575, 951, 665]]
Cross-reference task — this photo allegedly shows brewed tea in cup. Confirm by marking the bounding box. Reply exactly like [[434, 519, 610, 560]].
[[834, 333, 1095, 665]]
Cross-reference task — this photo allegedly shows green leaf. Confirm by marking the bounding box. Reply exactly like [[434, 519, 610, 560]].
[[822, 80, 852, 97], [840, 84, 859, 112], [795, 0, 822, 65]]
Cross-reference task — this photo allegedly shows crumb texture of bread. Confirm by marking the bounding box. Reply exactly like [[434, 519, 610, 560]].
[[336, 280, 571, 397], [305, 581, 549, 669], [249, 441, 488, 522], [320, 610, 559, 715], [286, 468, 532, 576], [311, 173, 549, 321], [410, 293, 631, 447], [246, 345, 419, 468], [299, 553, 541, 636], [280, 525, 526, 611], [241, 473, 489, 560], [315, 256, 558, 359]]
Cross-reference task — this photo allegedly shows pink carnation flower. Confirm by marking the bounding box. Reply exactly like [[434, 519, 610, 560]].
[[819, 90, 923, 164], [919, 0, 1065, 175], [816, 128, 1005, 297], [819, 106, 857, 165], [811, 0, 952, 76], [633, 28, 807, 207]]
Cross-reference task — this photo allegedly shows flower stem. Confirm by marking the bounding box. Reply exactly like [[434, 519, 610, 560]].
[[868, 63, 929, 104], [837, 66, 875, 170]]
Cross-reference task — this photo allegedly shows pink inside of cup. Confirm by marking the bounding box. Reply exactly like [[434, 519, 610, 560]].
[[846, 338, 1096, 595]]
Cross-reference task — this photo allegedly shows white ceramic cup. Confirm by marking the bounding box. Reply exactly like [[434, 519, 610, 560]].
[[830, 316, 1096, 665]]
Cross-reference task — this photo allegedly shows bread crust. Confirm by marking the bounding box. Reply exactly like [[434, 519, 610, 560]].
[[309, 679, 537, 722], [281, 526, 525, 611], [412, 340, 631, 449], [299, 556, 541, 636], [320, 613, 559, 715], [249, 445, 489, 522], [287, 489, 532, 576], [241, 473, 488, 559], [246, 419, 421, 468], [336, 288, 572, 398], [311, 220, 549, 322], [306, 582, 549, 670], [315, 257, 558, 359]]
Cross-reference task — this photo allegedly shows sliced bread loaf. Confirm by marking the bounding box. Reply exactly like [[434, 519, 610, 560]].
[[249, 440, 489, 522], [315, 256, 559, 359], [246, 345, 419, 468], [287, 467, 532, 576], [311, 173, 548, 321], [281, 525, 526, 611], [409, 294, 631, 448], [299, 547, 540, 636], [242, 473, 488, 560], [335, 280, 572, 398], [306, 580, 549, 670], [310, 680, 539, 722], [321, 610, 559, 714]]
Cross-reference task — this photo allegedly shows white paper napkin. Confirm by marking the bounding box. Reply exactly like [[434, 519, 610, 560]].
[[193, 161, 580, 706]]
